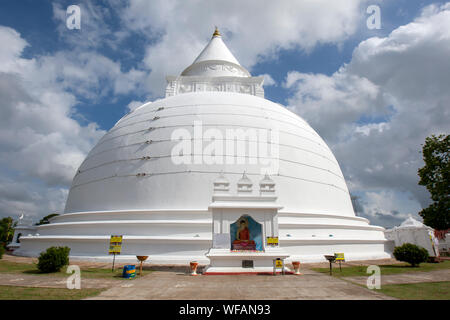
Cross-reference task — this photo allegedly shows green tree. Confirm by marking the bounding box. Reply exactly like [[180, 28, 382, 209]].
[[36, 213, 59, 226], [0, 217, 15, 248], [418, 134, 449, 230]]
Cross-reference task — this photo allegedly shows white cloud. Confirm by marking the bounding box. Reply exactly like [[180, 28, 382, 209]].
[[0, 26, 107, 219], [363, 190, 420, 219], [50, 2, 152, 100], [32, 51, 149, 101], [352, 190, 422, 228], [52, 1, 123, 50], [284, 70, 386, 143], [126, 100, 146, 112], [285, 3, 450, 227], [0, 27, 28, 69], [0, 15, 157, 220], [260, 74, 276, 87], [0, 178, 68, 220]]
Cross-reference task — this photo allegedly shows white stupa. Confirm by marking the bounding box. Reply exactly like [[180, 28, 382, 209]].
[[14, 28, 391, 265]]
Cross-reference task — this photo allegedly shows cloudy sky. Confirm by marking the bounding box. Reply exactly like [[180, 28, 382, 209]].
[[0, 0, 448, 228]]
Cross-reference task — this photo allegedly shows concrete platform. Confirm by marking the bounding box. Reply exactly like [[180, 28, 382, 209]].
[[204, 248, 290, 274]]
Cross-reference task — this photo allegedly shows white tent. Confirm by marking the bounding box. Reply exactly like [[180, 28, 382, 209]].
[[385, 216, 439, 257]]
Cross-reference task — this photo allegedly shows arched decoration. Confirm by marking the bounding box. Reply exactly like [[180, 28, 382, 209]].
[[230, 215, 263, 251]]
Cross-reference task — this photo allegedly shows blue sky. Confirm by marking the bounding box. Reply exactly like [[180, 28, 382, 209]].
[[0, 0, 448, 227]]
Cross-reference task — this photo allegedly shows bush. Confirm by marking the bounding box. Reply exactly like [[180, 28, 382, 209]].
[[37, 246, 70, 273], [393, 243, 429, 267], [0, 246, 5, 259]]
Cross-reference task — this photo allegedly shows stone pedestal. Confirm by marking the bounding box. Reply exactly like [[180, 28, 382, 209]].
[[204, 248, 289, 274]]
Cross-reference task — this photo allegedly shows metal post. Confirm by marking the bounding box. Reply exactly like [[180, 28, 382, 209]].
[[273, 260, 276, 276], [329, 260, 332, 276], [112, 253, 116, 272], [339, 261, 342, 272]]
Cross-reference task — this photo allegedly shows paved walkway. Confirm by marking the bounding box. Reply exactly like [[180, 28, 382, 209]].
[[0, 273, 118, 289], [3, 254, 447, 299], [86, 268, 393, 300], [344, 269, 450, 286]]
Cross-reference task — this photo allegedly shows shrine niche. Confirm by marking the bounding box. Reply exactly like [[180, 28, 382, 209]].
[[205, 172, 289, 274], [230, 215, 262, 251]]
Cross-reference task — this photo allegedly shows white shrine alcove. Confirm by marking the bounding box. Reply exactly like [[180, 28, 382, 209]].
[[204, 173, 289, 274]]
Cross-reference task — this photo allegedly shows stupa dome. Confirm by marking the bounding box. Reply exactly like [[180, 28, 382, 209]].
[[64, 90, 354, 216]]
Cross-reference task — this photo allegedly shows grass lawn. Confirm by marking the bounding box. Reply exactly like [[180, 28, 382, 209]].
[[379, 281, 450, 300], [311, 260, 450, 277], [0, 260, 150, 279], [0, 285, 104, 300]]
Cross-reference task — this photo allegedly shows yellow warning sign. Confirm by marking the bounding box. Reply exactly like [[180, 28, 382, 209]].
[[109, 235, 123, 255], [334, 253, 345, 261], [275, 259, 283, 268], [110, 235, 123, 243], [109, 245, 122, 254], [267, 237, 279, 245]]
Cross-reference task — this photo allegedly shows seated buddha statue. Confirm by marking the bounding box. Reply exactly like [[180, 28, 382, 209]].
[[232, 218, 256, 250]]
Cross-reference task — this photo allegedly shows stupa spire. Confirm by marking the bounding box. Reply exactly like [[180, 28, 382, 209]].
[[190, 28, 240, 66], [165, 27, 265, 98], [212, 26, 221, 38]]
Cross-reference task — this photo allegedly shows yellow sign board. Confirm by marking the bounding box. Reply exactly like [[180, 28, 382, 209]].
[[334, 253, 345, 261], [267, 237, 279, 245], [109, 235, 123, 255], [109, 245, 122, 254], [275, 259, 283, 268], [110, 235, 123, 243]]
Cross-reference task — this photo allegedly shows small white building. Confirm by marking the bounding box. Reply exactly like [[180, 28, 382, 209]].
[[384, 216, 440, 257], [8, 215, 37, 251], [438, 233, 450, 254]]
